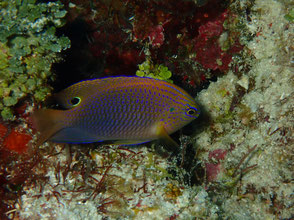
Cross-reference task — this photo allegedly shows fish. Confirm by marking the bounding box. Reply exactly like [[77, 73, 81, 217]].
[[32, 76, 200, 147]]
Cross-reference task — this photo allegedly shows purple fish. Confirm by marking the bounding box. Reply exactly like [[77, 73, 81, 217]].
[[32, 76, 200, 146]]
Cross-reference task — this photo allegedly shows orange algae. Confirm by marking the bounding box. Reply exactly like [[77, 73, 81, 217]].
[[3, 129, 32, 154]]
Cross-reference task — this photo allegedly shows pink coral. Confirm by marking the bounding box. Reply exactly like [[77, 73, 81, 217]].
[[205, 149, 227, 182], [194, 11, 243, 71], [148, 24, 165, 48], [205, 162, 221, 182], [209, 149, 227, 161]]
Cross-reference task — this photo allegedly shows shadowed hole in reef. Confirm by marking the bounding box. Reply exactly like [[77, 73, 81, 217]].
[[51, 0, 228, 92], [51, 19, 105, 92]]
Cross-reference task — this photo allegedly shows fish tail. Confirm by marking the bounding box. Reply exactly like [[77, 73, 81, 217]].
[[31, 109, 65, 146]]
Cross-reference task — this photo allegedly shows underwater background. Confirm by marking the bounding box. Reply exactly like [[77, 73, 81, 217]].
[[0, 0, 293, 219]]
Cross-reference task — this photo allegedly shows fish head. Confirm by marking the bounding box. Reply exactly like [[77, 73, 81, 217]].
[[177, 99, 200, 125], [163, 95, 200, 134]]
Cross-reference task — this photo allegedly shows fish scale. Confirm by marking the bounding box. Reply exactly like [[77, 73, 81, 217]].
[[32, 76, 200, 146]]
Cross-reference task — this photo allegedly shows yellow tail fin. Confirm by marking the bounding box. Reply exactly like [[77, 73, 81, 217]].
[[31, 109, 64, 146]]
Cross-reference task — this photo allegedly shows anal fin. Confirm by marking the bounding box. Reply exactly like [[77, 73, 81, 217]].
[[113, 140, 151, 146]]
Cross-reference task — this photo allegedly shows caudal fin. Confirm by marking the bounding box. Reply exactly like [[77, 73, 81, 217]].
[[31, 109, 64, 146]]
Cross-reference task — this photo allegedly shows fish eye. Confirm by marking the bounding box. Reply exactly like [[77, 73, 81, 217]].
[[185, 107, 199, 117], [70, 97, 81, 106], [187, 109, 196, 115]]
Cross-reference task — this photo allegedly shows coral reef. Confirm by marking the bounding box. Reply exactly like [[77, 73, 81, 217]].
[[56, 0, 243, 91], [0, 0, 70, 218], [3, 128, 32, 154], [14, 144, 218, 219], [196, 0, 294, 218], [193, 10, 243, 71], [0, 0, 70, 120], [0, 0, 293, 219]]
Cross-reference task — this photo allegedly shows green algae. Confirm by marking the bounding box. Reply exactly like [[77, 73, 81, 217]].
[[136, 59, 173, 83], [284, 8, 294, 22], [0, 0, 70, 120]]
